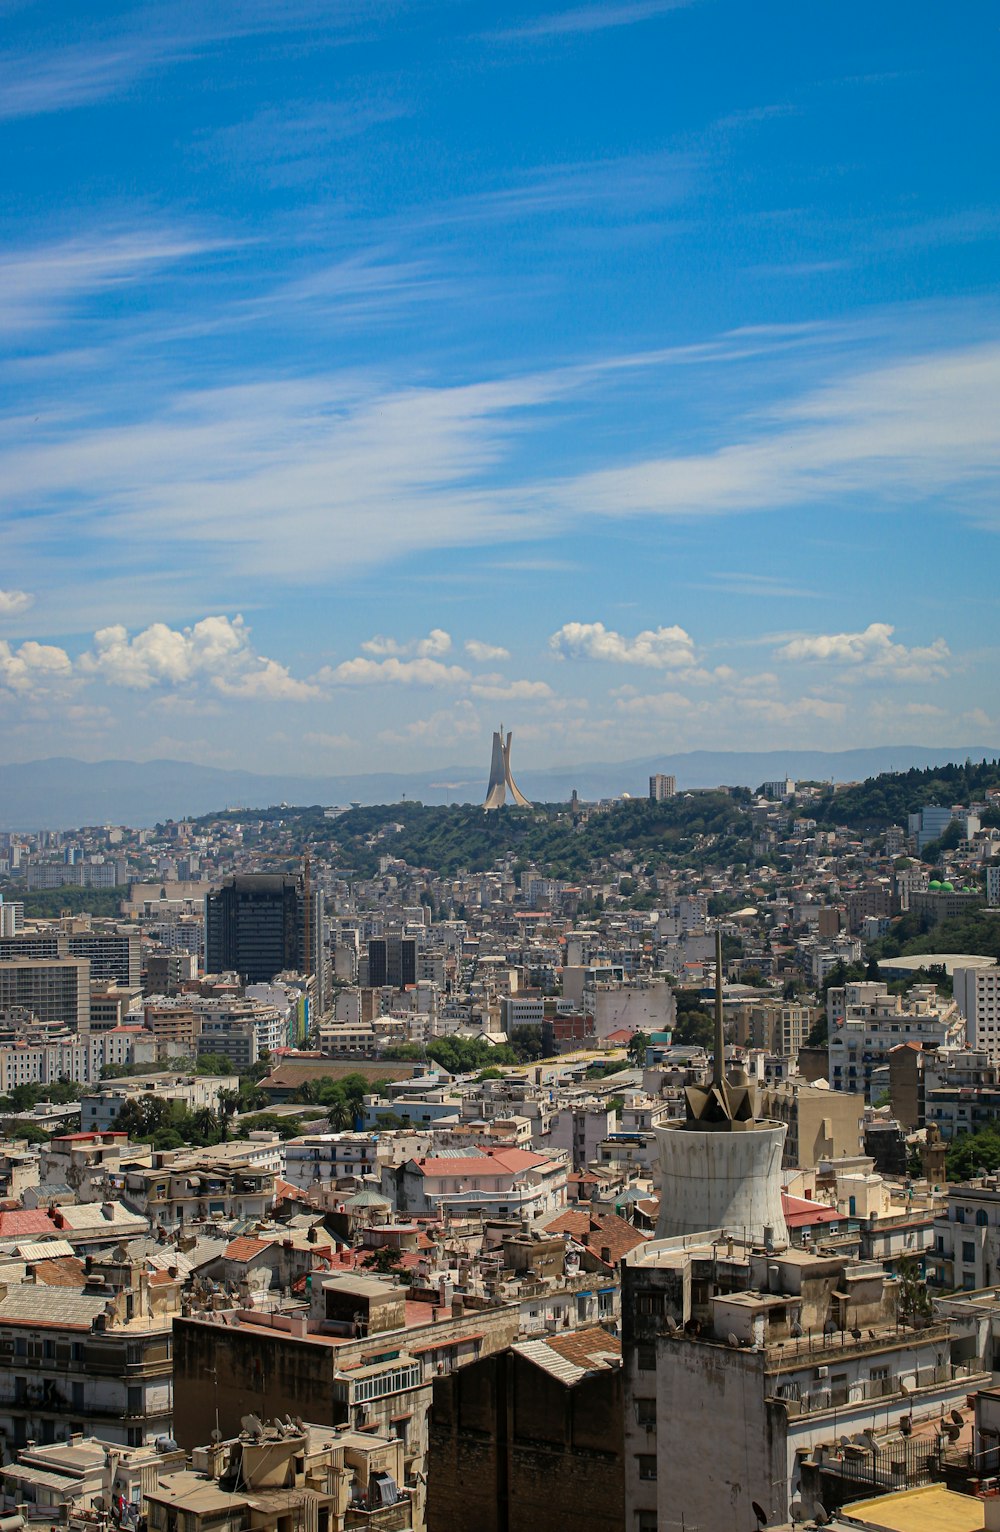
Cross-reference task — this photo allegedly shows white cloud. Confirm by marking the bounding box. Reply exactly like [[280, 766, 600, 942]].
[[774, 622, 951, 681], [491, 2, 692, 41], [78, 615, 318, 700], [469, 676, 555, 701], [361, 628, 452, 658], [465, 638, 511, 662], [736, 695, 846, 725], [550, 620, 697, 669], [379, 700, 482, 746], [0, 590, 34, 618], [0, 639, 73, 696], [322, 656, 472, 688], [614, 689, 699, 717]]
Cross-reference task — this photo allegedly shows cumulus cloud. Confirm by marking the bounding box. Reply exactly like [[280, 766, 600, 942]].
[[465, 638, 511, 662], [78, 615, 319, 699], [0, 639, 73, 696], [0, 590, 34, 619], [361, 628, 452, 659], [549, 621, 697, 669], [774, 622, 951, 680], [323, 656, 472, 687]]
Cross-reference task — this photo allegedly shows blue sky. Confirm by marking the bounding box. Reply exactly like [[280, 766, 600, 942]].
[[2, 0, 999, 775]]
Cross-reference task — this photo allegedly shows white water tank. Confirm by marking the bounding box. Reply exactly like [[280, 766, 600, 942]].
[[654, 1121, 789, 1245]]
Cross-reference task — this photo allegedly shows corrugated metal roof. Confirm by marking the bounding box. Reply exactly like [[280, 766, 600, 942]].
[[16, 1239, 75, 1261]]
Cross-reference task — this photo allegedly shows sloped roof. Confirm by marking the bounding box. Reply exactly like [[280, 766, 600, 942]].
[[542, 1208, 648, 1265], [0, 1211, 58, 1240]]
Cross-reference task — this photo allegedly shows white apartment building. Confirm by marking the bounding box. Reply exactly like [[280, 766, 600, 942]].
[[828, 982, 965, 1100], [954, 964, 1000, 1059], [284, 1132, 381, 1190], [499, 995, 544, 1031]]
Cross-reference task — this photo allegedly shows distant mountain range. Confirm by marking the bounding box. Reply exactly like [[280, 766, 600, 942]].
[[0, 746, 997, 829]]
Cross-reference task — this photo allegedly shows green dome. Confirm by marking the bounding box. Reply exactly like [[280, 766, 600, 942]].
[[941, 881, 954, 892], [929, 880, 942, 889]]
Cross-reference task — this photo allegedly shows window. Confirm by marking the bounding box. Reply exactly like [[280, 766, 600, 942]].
[[635, 1399, 656, 1429], [636, 1344, 656, 1371], [977, 1210, 989, 1227], [963, 1242, 976, 1264], [637, 1455, 657, 1481], [955, 1207, 966, 1223]]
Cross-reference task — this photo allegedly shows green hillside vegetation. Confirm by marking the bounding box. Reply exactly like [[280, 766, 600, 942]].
[[18, 887, 126, 919], [194, 794, 752, 880], [817, 758, 1000, 830], [871, 906, 1000, 963]]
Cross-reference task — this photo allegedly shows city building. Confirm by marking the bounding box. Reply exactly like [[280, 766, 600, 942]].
[[368, 936, 417, 991], [648, 774, 676, 802], [205, 873, 323, 1007], [427, 1328, 623, 1532], [954, 965, 1000, 1060], [145, 1418, 417, 1532], [0, 958, 91, 1029], [622, 1232, 988, 1531]]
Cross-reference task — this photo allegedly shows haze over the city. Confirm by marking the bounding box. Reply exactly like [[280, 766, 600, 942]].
[[2, 0, 998, 773]]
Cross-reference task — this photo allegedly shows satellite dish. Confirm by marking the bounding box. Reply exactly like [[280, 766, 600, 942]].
[[839, 1435, 851, 1449], [900, 1415, 912, 1437], [727, 1332, 741, 1348], [789, 1502, 805, 1525], [751, 1502, 768, 1528], [790, 1320, 803, 1338], [665, 1315, 678, 1333], [899, 1379, 910, 1396], [868, 1329, 877, 1340], [862, 1431, 880, 1456], [210, 1428, 223, 1443], [823, 1319, 837, 1337], [850, 1327, 862, 1342], [813, 1505, 829, 1528], [951, 1409, 964, 1427], [944, 1422, 961, 1442]]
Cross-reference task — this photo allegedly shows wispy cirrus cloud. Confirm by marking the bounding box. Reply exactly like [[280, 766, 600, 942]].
[[0, 230, 228, 334], [491, 1, 694, 42]]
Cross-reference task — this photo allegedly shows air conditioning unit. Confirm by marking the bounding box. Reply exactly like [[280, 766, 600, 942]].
[[815, 1365, 829, 1379]]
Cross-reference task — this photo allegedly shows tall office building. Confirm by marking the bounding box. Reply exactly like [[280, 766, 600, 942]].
[[648, 773, 676, 802], [0, 958, 91, 1028], [367, 935, 417, 990], [205, 874, 324, 1006], [0, 929, 140, 988]]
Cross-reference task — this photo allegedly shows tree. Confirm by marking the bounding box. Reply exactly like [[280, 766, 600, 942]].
[[627, 1031, 650, 1067], [328, 1100, 353, 1133]]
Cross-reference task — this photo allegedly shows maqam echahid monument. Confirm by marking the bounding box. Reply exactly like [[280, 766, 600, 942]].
[[654, 928, 788, 1246], [482, 723, 532, 810]]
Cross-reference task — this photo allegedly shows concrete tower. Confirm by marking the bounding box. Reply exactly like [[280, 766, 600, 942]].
[[654, 928, 788, 1245], [483, 723, 532, 810]]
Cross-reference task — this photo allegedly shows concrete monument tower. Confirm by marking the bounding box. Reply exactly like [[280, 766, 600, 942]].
[[483, 724, 532, 811], [654, 929, 788, 1245]]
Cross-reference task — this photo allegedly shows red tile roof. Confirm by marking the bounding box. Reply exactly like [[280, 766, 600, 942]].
[[411, 1148, 549, 1178], [544, 1209, 648, 1265], [0, 1211, 58, 1239], [223, 1236, 270, 1261], [781, 1193, 843, 1228]]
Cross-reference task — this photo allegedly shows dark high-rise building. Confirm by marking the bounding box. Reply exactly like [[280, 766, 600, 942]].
[[205, 874, 324, 1006], [367, 935, 417, 991]]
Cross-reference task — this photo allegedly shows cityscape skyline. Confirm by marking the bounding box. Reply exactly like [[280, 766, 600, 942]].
[[2, 2, 999, 771]]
